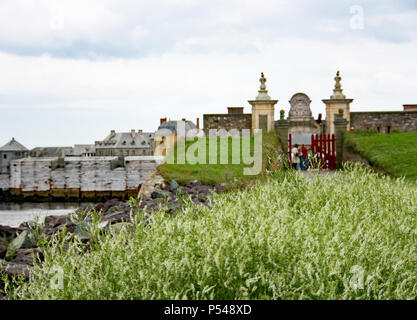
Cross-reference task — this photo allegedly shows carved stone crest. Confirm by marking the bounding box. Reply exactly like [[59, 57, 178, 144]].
[[288, 93, 313, 122]]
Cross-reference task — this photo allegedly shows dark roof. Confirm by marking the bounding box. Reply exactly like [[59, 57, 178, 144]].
[[0, 138, 28, 152], [30, 147, 73, 157], [156, 120, 197, 134], [96, 131, 155, 149]]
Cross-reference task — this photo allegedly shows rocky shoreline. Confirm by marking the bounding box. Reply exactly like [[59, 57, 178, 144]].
[[0, 179, 227, 299]]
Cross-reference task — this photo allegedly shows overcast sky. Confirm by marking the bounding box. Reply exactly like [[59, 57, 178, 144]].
[[0, 0, 416, 148]]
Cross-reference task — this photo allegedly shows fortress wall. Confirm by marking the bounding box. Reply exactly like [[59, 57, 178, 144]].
[[0, 174, 9, 190], [111, 168, 126, 191], [21, 160, 35, 191], [4, 156, 165, 200], [35, 160, 51, 191], [350, 111, 417, 133], [203, 114, 252, 134], [65, 158, 81, 189]]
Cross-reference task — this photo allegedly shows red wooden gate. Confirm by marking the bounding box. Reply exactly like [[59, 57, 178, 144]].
[[311, 134, 336, 169], [288, 134, 336, 169]]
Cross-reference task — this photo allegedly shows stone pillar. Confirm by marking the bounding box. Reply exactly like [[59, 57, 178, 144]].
[[248, 73, 278, 134], [322, 71, 353, 137], [275, 110, 289, 152], [334, 109, 347, 168]]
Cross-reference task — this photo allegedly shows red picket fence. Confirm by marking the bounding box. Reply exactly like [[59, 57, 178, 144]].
[[288, 134, 336, 169]]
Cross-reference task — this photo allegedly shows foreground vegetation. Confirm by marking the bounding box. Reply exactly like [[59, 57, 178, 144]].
[[158, 132, 280, 185], [4, 164, 417, 299], [345, 131, 417, 181]]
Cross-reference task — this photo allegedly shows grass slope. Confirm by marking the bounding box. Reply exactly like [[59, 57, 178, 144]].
[[6, 164, 417, 299], [158, 132, 280, 185], [345, 132, 417, 181]]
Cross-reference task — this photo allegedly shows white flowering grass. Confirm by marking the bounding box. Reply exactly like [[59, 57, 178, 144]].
[[6, 164, 417, 299]]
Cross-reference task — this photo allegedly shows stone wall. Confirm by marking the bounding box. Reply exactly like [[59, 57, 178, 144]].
[[0, 156, 164, 201], [203, 114, 252, 134], [350, 111, 417, 133]]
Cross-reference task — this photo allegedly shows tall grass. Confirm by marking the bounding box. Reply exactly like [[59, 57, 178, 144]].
[[5, 164, 417, 299]]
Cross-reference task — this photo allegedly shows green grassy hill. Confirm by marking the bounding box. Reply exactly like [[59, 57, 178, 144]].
[[158, 132, 280, 185], [345, 131, 417, 181]]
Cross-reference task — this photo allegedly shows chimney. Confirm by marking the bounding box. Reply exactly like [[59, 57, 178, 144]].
[[138, 129, 143, 134], [196, 117, 200, 129], [228, 107, 244, 115], [131, 129, 135, 140], [182, 118, 186, 122], [160, 117, 167, 125], [318, 113, 322, 123]]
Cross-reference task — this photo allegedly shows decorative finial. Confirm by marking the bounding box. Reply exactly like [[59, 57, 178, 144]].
[[280, 109, 285, 120], [256, 72, 271, 100], [330, 70, 346, 99]]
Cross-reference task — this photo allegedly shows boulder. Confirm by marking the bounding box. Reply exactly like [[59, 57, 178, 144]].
[[0, 239, 6, 259], [5, 230, 38, 261], [170, 180, 179, 190], [186, 180, 202, 188], [44, 215, 70, 229], [11, 248, 43, 267], [0, 259, 31, 280], [0, 225, 24, 238], [138, 172, 165, 198], [193, 185, 212, 194], [94, 199, 123, 214], [151, 190, 172, 199], [103, 211, 131, 224]]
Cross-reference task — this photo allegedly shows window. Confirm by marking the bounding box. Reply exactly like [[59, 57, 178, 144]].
[[3, 154, 7, 159]]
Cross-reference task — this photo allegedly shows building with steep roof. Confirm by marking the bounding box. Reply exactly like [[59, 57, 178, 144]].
[[95, 130, 155, 156], [0, 138, 29, 174], [154, 119, 199, 156], [71, 144, 96, 157], [29, 146, 73, 158]]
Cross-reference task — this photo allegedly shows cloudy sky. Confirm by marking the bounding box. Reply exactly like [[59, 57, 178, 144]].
[[0, 0, 416, 148]]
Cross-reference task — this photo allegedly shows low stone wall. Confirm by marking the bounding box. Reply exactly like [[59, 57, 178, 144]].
[[203, 114, 252, 134], [350, 111, 417, 133], [0, 156, 165, 202]]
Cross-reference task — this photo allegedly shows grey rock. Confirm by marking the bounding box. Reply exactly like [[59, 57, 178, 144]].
[[0, 225, 24, 238], [74, 221, 93, 242], [0, 259, 31, 280], [186, 180, 202, 188], [44, 215, 70, 229], [151, 190, 172, 199], [5, 230, 38, 260], [11, 248, 43, 267], [0, 239, 6, 259], [103, 211, 130, 224], [170, 180, 179, 190]]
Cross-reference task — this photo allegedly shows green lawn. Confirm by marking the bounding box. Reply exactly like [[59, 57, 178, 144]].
[[158, 132, 280, 185], [345, 131, 417, 181], [6, 165, 417, 299]]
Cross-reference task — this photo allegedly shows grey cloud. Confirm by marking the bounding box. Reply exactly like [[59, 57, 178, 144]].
[[0, 0, 415, 60]]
